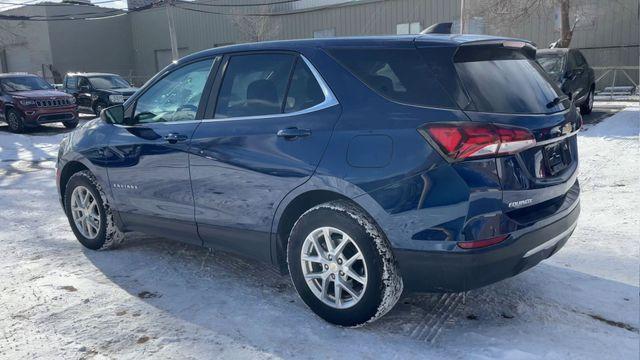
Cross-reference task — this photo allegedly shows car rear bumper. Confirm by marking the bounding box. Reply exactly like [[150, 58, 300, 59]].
[[395, 198, 580, 292]]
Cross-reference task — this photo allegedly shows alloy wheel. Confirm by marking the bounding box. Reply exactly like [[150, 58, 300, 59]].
[[300, 226, 368, 309], [70, 185, 101, 239]]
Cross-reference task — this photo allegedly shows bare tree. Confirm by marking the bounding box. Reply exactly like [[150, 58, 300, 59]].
[[231, 6, 280, 43], [466, 0, 596, 48]]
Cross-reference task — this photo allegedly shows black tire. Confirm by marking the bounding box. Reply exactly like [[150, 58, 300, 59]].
[[64, 170, 125, 250], [63, 119, 79, 129], [580, 87, 594, 115], [6, 109, 26, 133], [93, 102, 107, 116], [287, 200, 403, 326]]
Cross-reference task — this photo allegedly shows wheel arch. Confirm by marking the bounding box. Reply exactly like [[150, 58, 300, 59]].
[[271, 186, 387, 274], [59, 161, 90, 205]]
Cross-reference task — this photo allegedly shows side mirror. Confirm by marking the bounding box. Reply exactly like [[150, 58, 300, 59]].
[[101, 104, 125, 125], [79, 85, 90, 92]]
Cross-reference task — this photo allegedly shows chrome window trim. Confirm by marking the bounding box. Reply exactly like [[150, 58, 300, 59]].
[[202, 54, 338, 123], [113, 54, 337, 128]]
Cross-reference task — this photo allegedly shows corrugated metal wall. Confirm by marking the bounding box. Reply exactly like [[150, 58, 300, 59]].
[[130, 0, 638, 85]]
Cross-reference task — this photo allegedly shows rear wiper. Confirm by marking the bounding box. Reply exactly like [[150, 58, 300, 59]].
[[546, 95, 569, 108]]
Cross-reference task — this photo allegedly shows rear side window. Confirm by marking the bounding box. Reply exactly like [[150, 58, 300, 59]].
[[455, 47, 567, 114], [285, 59, 325, 113], [215, 54, 295, 118], [327, 48, 455, 108]]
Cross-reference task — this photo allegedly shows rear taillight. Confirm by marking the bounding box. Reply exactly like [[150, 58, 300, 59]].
[[419, 123, 535, 161]]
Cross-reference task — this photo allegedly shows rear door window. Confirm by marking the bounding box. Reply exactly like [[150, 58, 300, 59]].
[[215, 54, 295, 118], [455, 47, 567, 114], [284, 59, 325, 113], [327, 48, 455, 108]]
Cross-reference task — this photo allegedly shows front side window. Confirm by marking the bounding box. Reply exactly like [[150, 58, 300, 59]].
[[215, 54, 295, 118], [88, 75, 130, 90], [78, 77, 91, 89], [0, 76, 53, 92], [133, 59, 214, 123]]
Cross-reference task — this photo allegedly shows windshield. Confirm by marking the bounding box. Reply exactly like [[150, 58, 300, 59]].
[[455, 48, 567, 114], [536, 54, 565, 80], [0, 76, 53, 92], [88, 75, 130, 90]]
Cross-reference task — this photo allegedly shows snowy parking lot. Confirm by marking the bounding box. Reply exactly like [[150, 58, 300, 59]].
[[0, 106, 638, 359]]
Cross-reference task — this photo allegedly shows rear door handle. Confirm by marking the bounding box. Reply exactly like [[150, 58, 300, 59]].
[[276, 127, 311, 139], [164, 133, 188, 144]]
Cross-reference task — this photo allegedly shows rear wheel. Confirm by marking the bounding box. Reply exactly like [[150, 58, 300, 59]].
[[6, 109, 26, 133], [580, 88, 594, 115], [64, 170, 125, 250], [287, 200, 403, 326]]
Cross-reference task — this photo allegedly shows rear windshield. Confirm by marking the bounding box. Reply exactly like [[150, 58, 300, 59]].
[[455, 47, 567, 114], [327, 48, 455, 108]]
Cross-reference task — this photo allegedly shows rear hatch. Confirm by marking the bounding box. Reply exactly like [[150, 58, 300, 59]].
[[416, 38, 581, 220]]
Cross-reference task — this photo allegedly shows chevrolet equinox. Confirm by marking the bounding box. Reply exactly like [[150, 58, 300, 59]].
[[57, 35, 581, 326]]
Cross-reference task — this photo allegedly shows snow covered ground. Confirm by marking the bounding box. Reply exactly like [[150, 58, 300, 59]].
[[0, 107, 638, 359]]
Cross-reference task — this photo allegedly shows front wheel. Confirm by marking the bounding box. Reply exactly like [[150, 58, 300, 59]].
[[287, 200, 403, 326], [64, 170, 125, 250], [6, 109, 26, 133], [580, 88, 594, 115]]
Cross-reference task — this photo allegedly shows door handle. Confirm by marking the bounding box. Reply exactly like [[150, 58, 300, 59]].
[[276, 127, 311, 139], [164, 133, 188, 144]]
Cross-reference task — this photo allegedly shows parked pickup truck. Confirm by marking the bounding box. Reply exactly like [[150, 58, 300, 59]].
[[62, 73, 138, 116], [0, 73, 78, 132]]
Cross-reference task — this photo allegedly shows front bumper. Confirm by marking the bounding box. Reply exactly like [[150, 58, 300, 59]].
[[395, 199, 580, 292], [22, 106, 79, 126]]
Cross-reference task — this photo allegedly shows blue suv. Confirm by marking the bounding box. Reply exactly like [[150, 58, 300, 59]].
[[57, 35, 581, 326]]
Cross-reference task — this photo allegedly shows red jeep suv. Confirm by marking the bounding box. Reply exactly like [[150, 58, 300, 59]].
[[0, 73, 78, 132]]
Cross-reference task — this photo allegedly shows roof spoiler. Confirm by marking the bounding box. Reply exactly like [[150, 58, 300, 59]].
[[420, 22, 452, 35]]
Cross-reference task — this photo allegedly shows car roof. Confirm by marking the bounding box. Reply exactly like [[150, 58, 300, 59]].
[[66, 72, 120, 77], [179, 34, 533, 64], [0, 72, 38, 78], [537, 48, 570, 55]]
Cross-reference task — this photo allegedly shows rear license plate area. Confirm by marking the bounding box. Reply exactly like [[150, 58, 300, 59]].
[[544, 140, 571, 175]]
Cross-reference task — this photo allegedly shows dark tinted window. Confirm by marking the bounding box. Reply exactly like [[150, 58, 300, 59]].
[[78, 77, 90, 89], [215, 54, 295, 118], [285, 59, 325, 113], [575, 51, 587, 67], [455, 49, 566, 114], [328, 48, 455, 108], [88, 75, 130, 90]]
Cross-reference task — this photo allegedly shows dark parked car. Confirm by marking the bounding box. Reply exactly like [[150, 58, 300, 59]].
[[57, 35, 581, 326], [62, 73, 138, 115], [536, 48, 595, 114], [0, 73, 78, 132]]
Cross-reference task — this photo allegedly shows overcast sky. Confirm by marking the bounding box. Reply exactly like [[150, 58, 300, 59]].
[[0, 0, 128, 12]]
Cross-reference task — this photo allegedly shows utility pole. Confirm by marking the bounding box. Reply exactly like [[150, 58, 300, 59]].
[[165, 0, 179, 61], [459, 0, 465, 34]]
